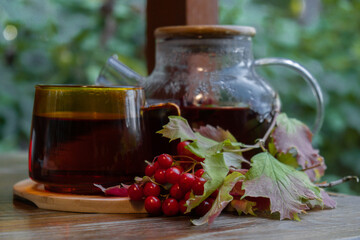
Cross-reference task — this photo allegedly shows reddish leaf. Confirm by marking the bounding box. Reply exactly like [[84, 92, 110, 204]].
[[230, 181, 245, 197], [191, 172, 244, 225], [242, 152, 335, 220], [320, 189, 337, 208], [307, 189, 337, 209], [271, 113, 326, 181], [195, 125, 237, 142], [94, 184, 128, 197], [231, 199, 256, 216]]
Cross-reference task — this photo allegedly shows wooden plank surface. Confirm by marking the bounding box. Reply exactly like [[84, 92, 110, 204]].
[[1, 153, 360, 240]]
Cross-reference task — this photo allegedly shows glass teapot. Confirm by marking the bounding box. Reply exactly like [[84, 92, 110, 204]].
[[97, 25, 324, 145]]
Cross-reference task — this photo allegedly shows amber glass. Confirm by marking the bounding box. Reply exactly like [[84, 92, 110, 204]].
[[29, 85, 176, 194]]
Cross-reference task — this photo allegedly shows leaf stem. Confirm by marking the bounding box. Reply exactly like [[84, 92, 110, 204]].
[[316, 176, 359, 188]]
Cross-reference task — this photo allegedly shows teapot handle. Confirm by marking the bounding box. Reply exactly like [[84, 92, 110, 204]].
[[254, 58, 324, 134]]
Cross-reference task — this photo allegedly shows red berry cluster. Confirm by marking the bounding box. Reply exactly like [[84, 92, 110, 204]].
[[127, 141, 218, 217]]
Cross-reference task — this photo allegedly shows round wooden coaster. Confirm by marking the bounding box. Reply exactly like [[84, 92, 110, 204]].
[[13, 179, 146, 213]]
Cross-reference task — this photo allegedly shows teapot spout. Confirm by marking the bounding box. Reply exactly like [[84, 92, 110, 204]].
[[96, 55, 144, 86]]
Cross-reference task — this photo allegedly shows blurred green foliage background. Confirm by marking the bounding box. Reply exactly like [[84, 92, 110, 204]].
[[0, 0, 359, 194]]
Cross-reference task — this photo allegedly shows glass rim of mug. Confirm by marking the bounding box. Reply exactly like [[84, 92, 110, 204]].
[[35, 84, 143, 91]]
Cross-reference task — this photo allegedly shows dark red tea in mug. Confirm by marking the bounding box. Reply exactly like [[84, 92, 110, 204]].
[[29, 112, 148, 194]]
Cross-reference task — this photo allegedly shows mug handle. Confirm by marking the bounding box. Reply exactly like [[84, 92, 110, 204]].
[[147, 102, 181, 116], [254, 58, 324, 134]]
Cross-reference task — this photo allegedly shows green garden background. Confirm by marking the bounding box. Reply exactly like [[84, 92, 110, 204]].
[[0, 0, 359, 194]]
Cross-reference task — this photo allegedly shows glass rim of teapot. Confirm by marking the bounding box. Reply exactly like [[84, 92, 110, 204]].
[[155, 25, 256, 39]]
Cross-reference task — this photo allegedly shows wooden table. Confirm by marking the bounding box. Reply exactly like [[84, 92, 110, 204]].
[[1, 152, 360, 240]]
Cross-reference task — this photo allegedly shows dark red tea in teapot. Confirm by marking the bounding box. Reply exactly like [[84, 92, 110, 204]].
[[181, 106, 272, 145]]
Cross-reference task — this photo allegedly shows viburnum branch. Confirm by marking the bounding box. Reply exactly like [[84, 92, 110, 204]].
[[173, 155, 198, 162], [258, 139, 267, 152], [316, 176, 359, 188], [224, 146, 255, 153], [151, 155, 160, 164], [239, 157, 251, 165], [175, 160, 197, 164], [301, 162, 323, 172], [183, 162, 197, 174]]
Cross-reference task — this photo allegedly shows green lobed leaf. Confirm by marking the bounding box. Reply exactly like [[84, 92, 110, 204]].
[[222, 152, 244, 169], [186, 140, 245, 168], [191, 172, 245, 225], [186, 153, 230, 212], [157, 116, 217, 147], [269, 140, 299, 169], [185, 140, 225, 159], [242, 152, 335, 220], [156, 115, 196, 141], [158, 116, 246, 167], [268, 141, 278, 156], [277, 152, 299, 169]]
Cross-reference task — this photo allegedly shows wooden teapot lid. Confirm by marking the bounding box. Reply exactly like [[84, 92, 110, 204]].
[[155, 25, 256, 39]]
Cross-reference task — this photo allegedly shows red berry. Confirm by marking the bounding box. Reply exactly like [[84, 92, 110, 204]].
[[145, 164, 156, 177], [144, 196, 162, 215], [207, 198, 215, 205], [170, 184, 184, 200], [153, 161, 159, 170], [157, 154, 173, 169], [210, 189, 219, 199], [162, 198, 179, 216], [179, 199, 187, 214], [154, 169, 167, 184], [177, 141, 191, 155], [179, 173, 195, 192], [177, 141, 205, 162], [195, 199, 212, 216], [174, 165, 184, 173], [143, 182, 161, 197], [128, 184, 143, 201], [184, 191, 192, 201], [195, 169, 205, 178], [192, 177, 206, 195], [195, 156, 205, 162], [165, 167, 181, 184]]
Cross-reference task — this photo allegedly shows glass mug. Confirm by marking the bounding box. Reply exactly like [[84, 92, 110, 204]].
[[29, 85, 179, 194]]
